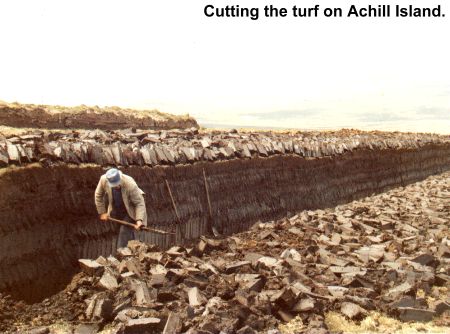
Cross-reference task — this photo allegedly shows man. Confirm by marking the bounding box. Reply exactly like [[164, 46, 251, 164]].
[[95, 168, 147, 248]]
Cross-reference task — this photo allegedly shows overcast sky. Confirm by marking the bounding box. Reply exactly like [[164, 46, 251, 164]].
[[0, 0, 449, 133]]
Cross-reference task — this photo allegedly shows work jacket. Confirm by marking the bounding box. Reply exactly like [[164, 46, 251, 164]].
[[94, 173, 148, 226]]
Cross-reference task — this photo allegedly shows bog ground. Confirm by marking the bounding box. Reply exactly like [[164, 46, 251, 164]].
[[0, 103, 449, 333]]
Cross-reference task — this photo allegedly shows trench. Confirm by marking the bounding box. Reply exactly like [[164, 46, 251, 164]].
[[0, 144, 449, 302]]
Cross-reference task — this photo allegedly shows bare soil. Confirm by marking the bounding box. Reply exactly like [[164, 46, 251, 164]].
[[0, 171, 448, 333]]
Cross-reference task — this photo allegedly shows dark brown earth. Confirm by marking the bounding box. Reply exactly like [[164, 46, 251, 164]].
[[0, 121, 449, 332], [0, 171, 448, 333], [1, 141, 449, 303], [0, 101, 198, 130]]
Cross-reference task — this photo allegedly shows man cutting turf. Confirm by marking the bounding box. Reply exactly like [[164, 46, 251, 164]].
[[94, 168, 147, 248]]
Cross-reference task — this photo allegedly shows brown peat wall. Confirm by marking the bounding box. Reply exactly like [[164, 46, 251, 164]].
[[0, 144, 449, 301]]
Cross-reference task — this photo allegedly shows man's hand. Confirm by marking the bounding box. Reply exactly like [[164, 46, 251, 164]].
[[99, 213, 109, 221], [135, 220, 143, 230]]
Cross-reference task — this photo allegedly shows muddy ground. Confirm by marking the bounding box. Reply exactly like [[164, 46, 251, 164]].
[[0, 171, 448, 333]]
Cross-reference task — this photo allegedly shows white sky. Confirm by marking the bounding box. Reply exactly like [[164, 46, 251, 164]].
[[0, 0, 449, 133]]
